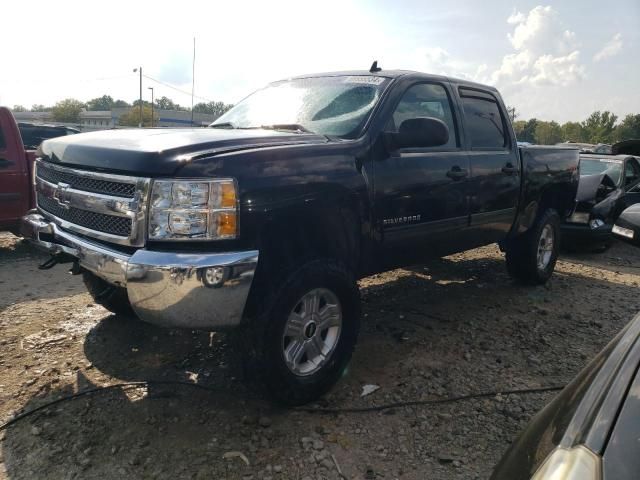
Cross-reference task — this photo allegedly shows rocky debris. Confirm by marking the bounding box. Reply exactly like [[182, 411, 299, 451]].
[[360, 384, 380, 397], [258, 416, 272, 428], [2, 238, 640, 480], [223, 451, 250, 466]]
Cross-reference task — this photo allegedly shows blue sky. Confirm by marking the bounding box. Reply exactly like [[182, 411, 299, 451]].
[[1, 0, 637, 123]]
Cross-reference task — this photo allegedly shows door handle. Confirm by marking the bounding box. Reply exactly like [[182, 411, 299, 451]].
[[501, 164, 518, 175], [446, 167, 468, 180]]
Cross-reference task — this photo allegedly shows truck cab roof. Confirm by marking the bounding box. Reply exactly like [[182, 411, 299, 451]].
[[280, 69, 499, 92]]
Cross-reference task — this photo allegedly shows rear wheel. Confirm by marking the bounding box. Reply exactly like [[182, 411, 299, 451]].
[[506, 209, 561, 285], [240, 259, 360, 405], [82, 271, 135, 316]]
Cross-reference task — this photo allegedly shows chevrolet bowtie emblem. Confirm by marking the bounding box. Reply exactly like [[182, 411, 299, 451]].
[[52, 182, 72, 209]]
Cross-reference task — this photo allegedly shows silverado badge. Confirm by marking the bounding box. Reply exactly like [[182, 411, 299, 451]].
[[383, 215, 421, 226]]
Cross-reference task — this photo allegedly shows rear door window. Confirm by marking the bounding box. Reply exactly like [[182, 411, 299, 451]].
[[459, 88, 509, 149]]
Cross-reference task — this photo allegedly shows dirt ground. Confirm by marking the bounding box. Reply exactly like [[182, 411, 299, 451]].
[[1, 232, 639, 480]]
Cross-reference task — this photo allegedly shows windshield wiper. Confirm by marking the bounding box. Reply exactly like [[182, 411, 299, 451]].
[[259, 124, 314, 134], [210, 122, 236, 129]]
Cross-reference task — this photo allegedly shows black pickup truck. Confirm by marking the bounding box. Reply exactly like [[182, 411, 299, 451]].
[[22, 68, 579, 404]]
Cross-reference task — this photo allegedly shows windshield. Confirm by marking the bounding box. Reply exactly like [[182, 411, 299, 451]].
[[580, 158, 623, 185], [211, 76, 390, 139]]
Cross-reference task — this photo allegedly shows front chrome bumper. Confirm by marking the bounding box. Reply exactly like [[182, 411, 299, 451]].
[[21, 211, 259, 330]]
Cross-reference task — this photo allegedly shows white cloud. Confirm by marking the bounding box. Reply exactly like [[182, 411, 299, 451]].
[[507, 6, 577, 56], [489, 6, 585, 89], [507, 11, 525, 25], [530, 51, 584, 86], [406, 47, 486, 82], [593, 33, 623, 62]]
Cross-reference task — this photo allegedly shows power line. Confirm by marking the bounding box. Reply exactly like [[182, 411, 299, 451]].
[[141, 74, 217, 104]]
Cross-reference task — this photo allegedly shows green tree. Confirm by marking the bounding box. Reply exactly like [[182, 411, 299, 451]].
[[561, 121, 584, 142], [193, 101, 233, 117], [51, 98, 85, 122], [154, 96, 185, 111], [582, 111, 618, 144], [86, 95, 124, 111], [132, 99, 152, 107], [12, 105, 27, 112], [30, 104, 49, 112], [118, 105, 158, 127], [614, 114, 640, 142], [112, 99, 130, 108], [513, 118, 538, 143], [512, 120, 526, 141], [534, 121, 563, 145]]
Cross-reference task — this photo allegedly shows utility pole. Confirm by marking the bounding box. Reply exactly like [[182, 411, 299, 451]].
[[133, 67, 142, 127], [148, 87, 154, 127], [191, 37, 195, 127]]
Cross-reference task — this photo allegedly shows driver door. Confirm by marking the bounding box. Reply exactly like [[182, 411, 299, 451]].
[[374, 81, 471, 265]]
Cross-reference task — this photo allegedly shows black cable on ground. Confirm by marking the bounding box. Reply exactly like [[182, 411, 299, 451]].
[[0, 380, 220, 433], [0, 380, 566, 433], [296, 384, 565, 414]]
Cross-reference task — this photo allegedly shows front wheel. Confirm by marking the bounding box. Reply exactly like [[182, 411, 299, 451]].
[[241, 260, 360, 405], [506, 209, 561, 285]]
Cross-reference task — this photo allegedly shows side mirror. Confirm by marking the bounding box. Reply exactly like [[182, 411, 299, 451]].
[[394, 117, 449, 149]]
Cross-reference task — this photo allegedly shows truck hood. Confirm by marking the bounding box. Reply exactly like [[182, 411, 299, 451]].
[[39, 128, 330, 176]]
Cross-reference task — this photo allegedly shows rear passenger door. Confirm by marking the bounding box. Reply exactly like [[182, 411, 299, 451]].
[[459, 88, 520, 244]]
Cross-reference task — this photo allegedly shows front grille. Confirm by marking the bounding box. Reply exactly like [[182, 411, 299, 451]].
[[37, 162, 136, 198], [37, 193, 132, 237]]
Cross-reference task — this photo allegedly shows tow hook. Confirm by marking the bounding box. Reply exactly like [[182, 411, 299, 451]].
[[69, 261, 82, 275], [38, 253, 75, 270]]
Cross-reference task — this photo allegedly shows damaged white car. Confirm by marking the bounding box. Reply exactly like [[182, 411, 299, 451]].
[[562, 140, 640, 248]]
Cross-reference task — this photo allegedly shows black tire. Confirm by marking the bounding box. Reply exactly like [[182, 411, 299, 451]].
[[82, 271, 135, 316], [240, 259, 360, 406], [505, 209, 561, 285]]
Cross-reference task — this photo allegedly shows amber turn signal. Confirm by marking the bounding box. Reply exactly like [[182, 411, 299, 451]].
[[216, 211, 237, 237], [219, 182, 237, 209]]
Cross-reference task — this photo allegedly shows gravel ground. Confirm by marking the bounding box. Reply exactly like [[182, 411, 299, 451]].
[[1, 231, 639, 480]]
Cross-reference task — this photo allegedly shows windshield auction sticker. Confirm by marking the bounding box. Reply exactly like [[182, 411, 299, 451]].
[[344, 76, 385, 85]]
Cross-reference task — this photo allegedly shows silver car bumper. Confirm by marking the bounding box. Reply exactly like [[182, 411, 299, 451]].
[[21, 212, 259, 330]]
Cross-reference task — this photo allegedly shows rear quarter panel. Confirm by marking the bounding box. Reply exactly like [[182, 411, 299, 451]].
[[512, 146, 580, 235]]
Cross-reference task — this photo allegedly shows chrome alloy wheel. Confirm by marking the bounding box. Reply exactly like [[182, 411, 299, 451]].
[[537, 224, 555, 270], [282, 288, 343, 376]]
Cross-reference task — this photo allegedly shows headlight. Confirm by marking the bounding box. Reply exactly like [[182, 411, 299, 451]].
[[613, 224, 634, 239], [149, 179, 238, 240], [531, 446, 601, 480]]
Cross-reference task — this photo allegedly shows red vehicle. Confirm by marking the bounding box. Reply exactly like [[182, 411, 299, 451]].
[[0, 107, 36, 235]]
